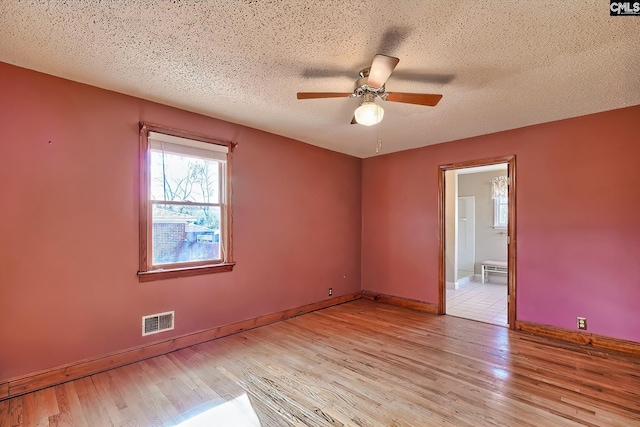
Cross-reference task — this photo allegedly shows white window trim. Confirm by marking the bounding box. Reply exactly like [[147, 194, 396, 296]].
[[493, 196, 508, 229]]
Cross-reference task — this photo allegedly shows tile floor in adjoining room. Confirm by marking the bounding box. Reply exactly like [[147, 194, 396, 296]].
[[446, 280, 508, 326]]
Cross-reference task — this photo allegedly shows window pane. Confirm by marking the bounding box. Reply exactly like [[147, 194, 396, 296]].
[[150, 150, 220, 203], [498, 204, 508, 225], [152, 204, 221, 265]]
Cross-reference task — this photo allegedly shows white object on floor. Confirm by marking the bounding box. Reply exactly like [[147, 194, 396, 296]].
[[481, 260, 507, 284]]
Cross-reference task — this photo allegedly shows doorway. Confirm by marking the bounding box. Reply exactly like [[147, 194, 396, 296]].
[[438, 156, 516, 329]]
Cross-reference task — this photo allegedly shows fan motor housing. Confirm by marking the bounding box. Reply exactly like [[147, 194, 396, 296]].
[[354, 69, 386, 98], [354, 76, 369, 91]]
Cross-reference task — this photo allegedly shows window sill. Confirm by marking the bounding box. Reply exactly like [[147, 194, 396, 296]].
[[138, 262, 236, 282]]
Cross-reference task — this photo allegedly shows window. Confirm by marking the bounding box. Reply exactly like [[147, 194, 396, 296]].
[[493, 196, 508, 229], [138, 123, 235, 282]]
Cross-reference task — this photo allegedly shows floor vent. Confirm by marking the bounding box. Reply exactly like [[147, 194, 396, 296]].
[[142, 311, 174, 336]]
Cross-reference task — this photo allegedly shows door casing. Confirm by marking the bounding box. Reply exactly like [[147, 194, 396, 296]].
[[438, 155, 517, 329]]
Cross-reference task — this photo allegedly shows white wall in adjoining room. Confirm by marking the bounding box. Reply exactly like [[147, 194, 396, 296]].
[[458, 169, 508, 283]]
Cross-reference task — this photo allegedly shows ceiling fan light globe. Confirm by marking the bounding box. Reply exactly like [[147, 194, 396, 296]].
[[354, 102, 384, 126]]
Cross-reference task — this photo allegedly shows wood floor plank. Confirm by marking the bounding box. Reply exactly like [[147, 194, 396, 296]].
[[128, 359, 185, 424], [3, 300, 639, 426], [149, 354, 216, 418], [73, 377, 113, 427], [170, 346, 293, 426], [11, 394, 36, 427], [51, 382, 88, 427], [32, 388, 58, 427], [0, 399, 10, 427], [125, 361, 184, 422]]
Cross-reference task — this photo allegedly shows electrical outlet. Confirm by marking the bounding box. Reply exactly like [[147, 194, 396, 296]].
[[577, 317, 587, 330], [328, 288, 332, 296]]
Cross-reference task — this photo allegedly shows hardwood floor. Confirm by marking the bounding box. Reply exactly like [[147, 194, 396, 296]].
[[2, 299, 639, 426]]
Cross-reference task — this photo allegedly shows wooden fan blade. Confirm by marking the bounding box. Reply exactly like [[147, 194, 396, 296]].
[[297, 92, 352, 99], [385, 92, 443, 106], [367, 54, 400, 88]]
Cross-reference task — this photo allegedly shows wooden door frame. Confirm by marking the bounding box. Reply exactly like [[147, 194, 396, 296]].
[[438, 155, 517, 329]]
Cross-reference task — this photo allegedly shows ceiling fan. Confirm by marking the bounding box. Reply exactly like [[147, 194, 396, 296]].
[[297, 54, 443, 126]]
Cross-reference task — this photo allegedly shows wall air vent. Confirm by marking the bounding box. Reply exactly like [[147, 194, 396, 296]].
[[142, 311, 174, 336]]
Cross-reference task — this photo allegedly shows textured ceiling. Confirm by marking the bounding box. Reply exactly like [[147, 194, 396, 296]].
[[1, 1, 639, 158]]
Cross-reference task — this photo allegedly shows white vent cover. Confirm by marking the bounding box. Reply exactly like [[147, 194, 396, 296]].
[[142, 311, 174, 336]]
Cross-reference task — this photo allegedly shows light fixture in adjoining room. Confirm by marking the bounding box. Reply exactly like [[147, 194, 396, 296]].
[[354, 93, 384, 126]]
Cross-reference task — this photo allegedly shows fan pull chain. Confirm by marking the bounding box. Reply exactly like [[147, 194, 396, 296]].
[[375, 108, 383, 154]]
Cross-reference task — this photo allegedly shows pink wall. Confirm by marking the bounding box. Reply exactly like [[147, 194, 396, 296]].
[[0, 63, 362, 380], [1, 60, 637, 382], [362, 104, 640, 342]]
